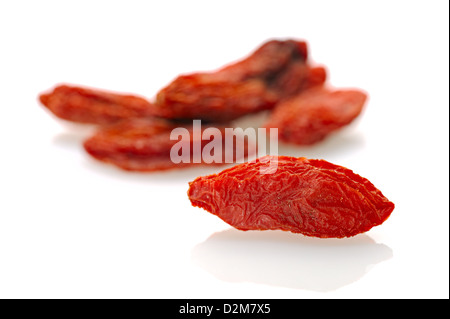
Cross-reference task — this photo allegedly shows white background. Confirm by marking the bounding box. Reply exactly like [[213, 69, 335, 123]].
[[0, 0, 448, 299]]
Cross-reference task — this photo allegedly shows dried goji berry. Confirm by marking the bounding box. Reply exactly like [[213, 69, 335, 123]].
[[38, 40, 326, 125], [265, 87, 367, 145], [154, 40, 326, 122], [39, 85, 156, 125], [188, 156, 394, 238], [83, 118, 254, 172]]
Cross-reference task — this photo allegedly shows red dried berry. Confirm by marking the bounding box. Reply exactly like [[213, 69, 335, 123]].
[[265, 87, 367, 145], [83, 118, 254, 172], [155, 40, 326, 122], [188, 156, 394, 238], [39, 85, 156, 125]]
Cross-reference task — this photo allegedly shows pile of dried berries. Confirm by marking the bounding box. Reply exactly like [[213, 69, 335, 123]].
[[39, 39, 394, 237], [39, 39, 366, 171]]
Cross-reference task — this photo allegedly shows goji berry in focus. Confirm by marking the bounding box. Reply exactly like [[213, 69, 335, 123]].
[[188, 156, 394, 238]]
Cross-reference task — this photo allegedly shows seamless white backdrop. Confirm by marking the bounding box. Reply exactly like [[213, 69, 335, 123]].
[[0, 0, 448, 299]]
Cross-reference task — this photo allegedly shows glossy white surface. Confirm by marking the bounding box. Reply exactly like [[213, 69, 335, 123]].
[[0, 0, 448, 299]]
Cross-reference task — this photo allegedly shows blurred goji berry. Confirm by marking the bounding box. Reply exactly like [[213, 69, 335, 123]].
[[84, 118, 254, 172], [265, 87, 367, 144], [155, 40, 326, 122], [39, 85, 156, 125]]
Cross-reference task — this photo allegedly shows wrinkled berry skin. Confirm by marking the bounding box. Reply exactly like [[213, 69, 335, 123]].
[[188, 156, 394, 238]]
